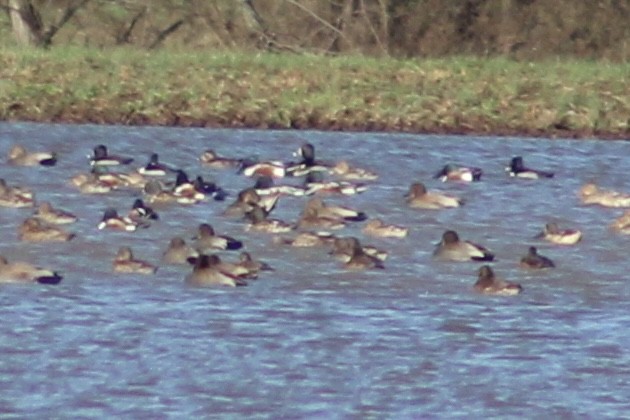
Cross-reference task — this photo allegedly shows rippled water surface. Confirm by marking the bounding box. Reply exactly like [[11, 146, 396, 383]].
[[1, 122, 630, 418]]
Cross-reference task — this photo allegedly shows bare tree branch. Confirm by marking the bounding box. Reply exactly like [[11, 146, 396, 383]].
[[148, 18, 185, 50], [116, 6, 146, 45], [41, 0, 92, 47], [359, 0, 388, 55], [283, 0, 350, 44]]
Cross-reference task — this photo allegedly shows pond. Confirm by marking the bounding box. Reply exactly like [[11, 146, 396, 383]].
[[0, 122, 629, 418]]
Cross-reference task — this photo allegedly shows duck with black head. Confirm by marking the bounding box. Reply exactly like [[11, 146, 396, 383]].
[[519, 246, 555, 269], [286, 143, 331, 177], [90, 144, 134, 167], [506, 156, 554, 179]]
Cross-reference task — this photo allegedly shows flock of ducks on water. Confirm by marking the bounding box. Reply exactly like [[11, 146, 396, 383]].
[[2, 141, 630, 295]]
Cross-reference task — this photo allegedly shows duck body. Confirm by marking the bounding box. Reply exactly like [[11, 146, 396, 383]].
[[185, 255, 247, 287], [137, 153, 176, 177], [8, 145, 57, 166], [240, 160, 287, 178], [329, 237, 388, 263], [245, 207, 295, 234], [193, 224, 243, 252], [339, 237, 385, 270], [127, 199, 159, 225], [0, 256, 62, 285], [507, 156, 554, 179], [434, 164, 482, 182], [304, 172, 368, 195], [71, 173, 114, 194], [98, 208, 138, 232], [162, 237, 199, 265], [405, 182, 464, 209], [33, 202, 78, 225], [274, 231, 337, 247], [90, 144, 134, 166], [303, 197, 367, 222], [537, 223, 582, 245], [474, 265, 522, 296], [200, 149, 242, 169], [330, 160, 378, 181], [18, 218, 75, 242], [579, 183, 630, 208], [520, 246, 555, 269], [113, 247, 157, 274], [0, 179, 35, 208], [433, 230, 494, 262], [362, 219, 408, 238]]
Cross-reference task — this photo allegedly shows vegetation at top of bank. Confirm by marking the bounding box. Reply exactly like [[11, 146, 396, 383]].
[[2, 1, 630, 61], [2, 46, 629, 138]]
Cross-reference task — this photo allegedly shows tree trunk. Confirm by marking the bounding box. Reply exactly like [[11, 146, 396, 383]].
[[9, 0, 43, 46]]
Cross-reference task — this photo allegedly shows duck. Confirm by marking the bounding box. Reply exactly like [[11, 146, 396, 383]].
[[70, 173, 114, 194], [362, 219, 408, 238], [610, 210, 630, 234], [536, 223, 582, 245], [7, 144, 57, 166], [329, 236, 388, 263], [223, 188, 279, 218], [433, 230, 494, 262], [185, 254, 248, 287], [193, 223, 243, 252], [340, 237, 385, 270], [90, 144, 134, 166], [199, 149, 242, 169], [89, 166, 148, 190], [329, 160, 378, 181], [33, 201, 78, 224], [303, 197, 367, 222], [193, 176, 228, 201], [137, 153, 176, 176], [113, 247, 157, 274], [303, 172, 368, 195], [0, 255, 62, 285], [244, 206, 295, 234], [0, 179, 35, 208], [474, 265, 523, 296], [127, 199, 159, 225], [286, 143, 331, 177], [18, 217, 75, 242], [254, 175, 307, 197], [405, 182, 464, 209], [297, 203, 348, 230], [579, 183, 630, 208], [98, 208, 138, 232], [0, 179, 33, 200], [506, 156, 554, 179], [434, 164, 482, 182], [519, 246, 555, 269], [162, 237, 199, 265], [172, 171, 206, 202], [143, 180, 201, 205], [273, 231, 338, 247], [237, 252, 273, 273], [239, 158, 287, 178]]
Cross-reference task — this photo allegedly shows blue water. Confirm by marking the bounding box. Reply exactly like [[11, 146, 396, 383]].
[[0, 122, 629, 418]]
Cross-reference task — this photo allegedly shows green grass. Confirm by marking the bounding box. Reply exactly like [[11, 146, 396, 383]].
[[1, 45, 629, 138]]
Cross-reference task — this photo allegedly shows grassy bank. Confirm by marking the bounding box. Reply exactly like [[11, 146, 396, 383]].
[[1, 46, 629, 139]]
